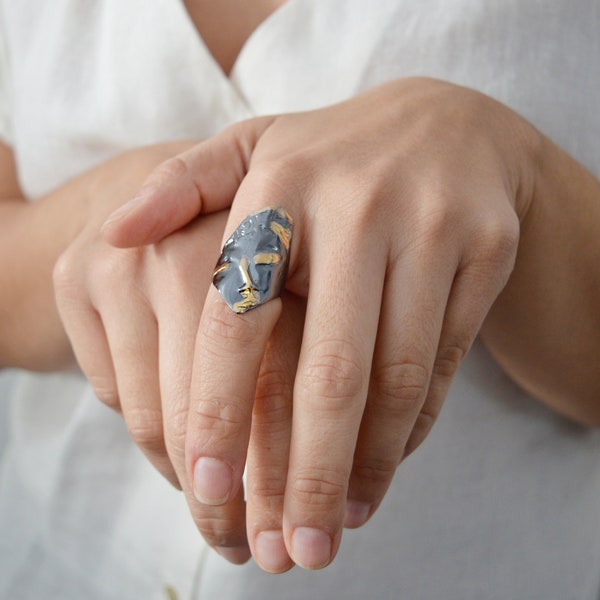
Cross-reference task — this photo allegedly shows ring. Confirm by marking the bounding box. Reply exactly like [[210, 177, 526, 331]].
[[212, 206, 293, 314]]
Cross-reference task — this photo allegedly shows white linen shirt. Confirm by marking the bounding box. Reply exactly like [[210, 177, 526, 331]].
[[0, 1, 599, 599]]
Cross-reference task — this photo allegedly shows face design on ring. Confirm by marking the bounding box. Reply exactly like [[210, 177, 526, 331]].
[[213, 207, 293, 314]]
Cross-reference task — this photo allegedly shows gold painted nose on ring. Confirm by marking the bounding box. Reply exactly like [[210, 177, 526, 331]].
[[235, 257, 260, 313]]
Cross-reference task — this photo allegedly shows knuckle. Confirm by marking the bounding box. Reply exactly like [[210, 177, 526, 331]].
[[421, 202, 451, 240], [464, 213, 519, 292], [291, 468, 347, 510], [204, 302, 260, 349], [416, 404, 439, 434], [255, 365, 292, 412], [247, 469, 285, 503], [52, 250, 78, 295], [373, 359, 430, 411], [246, 152, 316, 202], [403, 408, 438, 459], [250, 367, 292, 452], [194, 515, 245, 548], [411, 193, 455, 247], [263, 152, 315, 184], [91, 248, 138, 284], [55, 244, 143, 309], [191, 397, 246, 440], [126, 408, 165, 453], [89, 375, 120, 411], [352, 457, 398, 487], [475, 213, 519, 266], [433, 342, 468, 380], [301, 339, 366, 403], [156, 155, 189, 180], [163, 406, 188, 464], [164, 436, 186, 469], [82, 252, 142, 309]]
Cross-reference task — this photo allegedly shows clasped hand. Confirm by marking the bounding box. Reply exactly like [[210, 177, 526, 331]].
[[55, 78, 535, 572]]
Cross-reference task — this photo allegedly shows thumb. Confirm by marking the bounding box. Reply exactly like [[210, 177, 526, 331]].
[[101, 116, 275, 248]]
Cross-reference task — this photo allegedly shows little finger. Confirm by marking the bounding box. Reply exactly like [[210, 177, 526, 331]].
[[346, 250, 456, 527]]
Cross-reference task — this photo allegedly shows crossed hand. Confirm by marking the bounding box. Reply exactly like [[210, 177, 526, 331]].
[[55, 78, 532, 572]]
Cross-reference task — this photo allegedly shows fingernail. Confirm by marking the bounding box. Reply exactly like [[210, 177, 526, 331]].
[[214, 545, 251, 565], [254, 530, 291, 573], [290, 527, 332, 570], [344, 500, 371, 529], [102, 189, 152, 228], [192, 457, 232, 505]]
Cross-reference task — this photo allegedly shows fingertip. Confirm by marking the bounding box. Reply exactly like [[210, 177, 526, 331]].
[[100, 188, 156, 248], [192, 457, 234, 506], [254, 530, 294, 573], [289, 527, 333, 570], [214, 544, 252, 565], [344, 500, 372, 529], [102, 174, 202, 248], [166, 472, 183, 491]]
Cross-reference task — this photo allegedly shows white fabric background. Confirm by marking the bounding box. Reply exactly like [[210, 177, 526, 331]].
[[0, 371, 14, 457], [0, 1, 599, 599]]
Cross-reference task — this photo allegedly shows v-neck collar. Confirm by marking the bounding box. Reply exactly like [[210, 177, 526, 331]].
[[175, 0, 299, 88]]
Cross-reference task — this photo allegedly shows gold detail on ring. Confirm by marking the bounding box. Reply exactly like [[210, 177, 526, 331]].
[[270, 221, 291, 251], [254, 252, 282, 265], [233, 257, 260, 313], [213, 262, 231, 277], [212, 206, 293, 314]]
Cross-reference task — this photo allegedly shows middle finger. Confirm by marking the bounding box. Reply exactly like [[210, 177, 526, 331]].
[[283, 220, 386, 569]]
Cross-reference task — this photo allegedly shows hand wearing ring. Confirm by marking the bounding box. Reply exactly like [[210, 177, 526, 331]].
[[100, 78, 550, 572]]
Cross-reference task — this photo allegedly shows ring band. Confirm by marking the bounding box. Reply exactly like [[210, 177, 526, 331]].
[[212, 206, 293, 314]]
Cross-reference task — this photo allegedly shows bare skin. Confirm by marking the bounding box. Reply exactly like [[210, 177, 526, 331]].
[[2, 0, 598, 577], [58, 79, 600, 573], [183, 0, 287, 75]]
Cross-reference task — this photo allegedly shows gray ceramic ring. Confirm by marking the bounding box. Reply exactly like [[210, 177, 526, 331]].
[[212, 207, 293, 314]]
